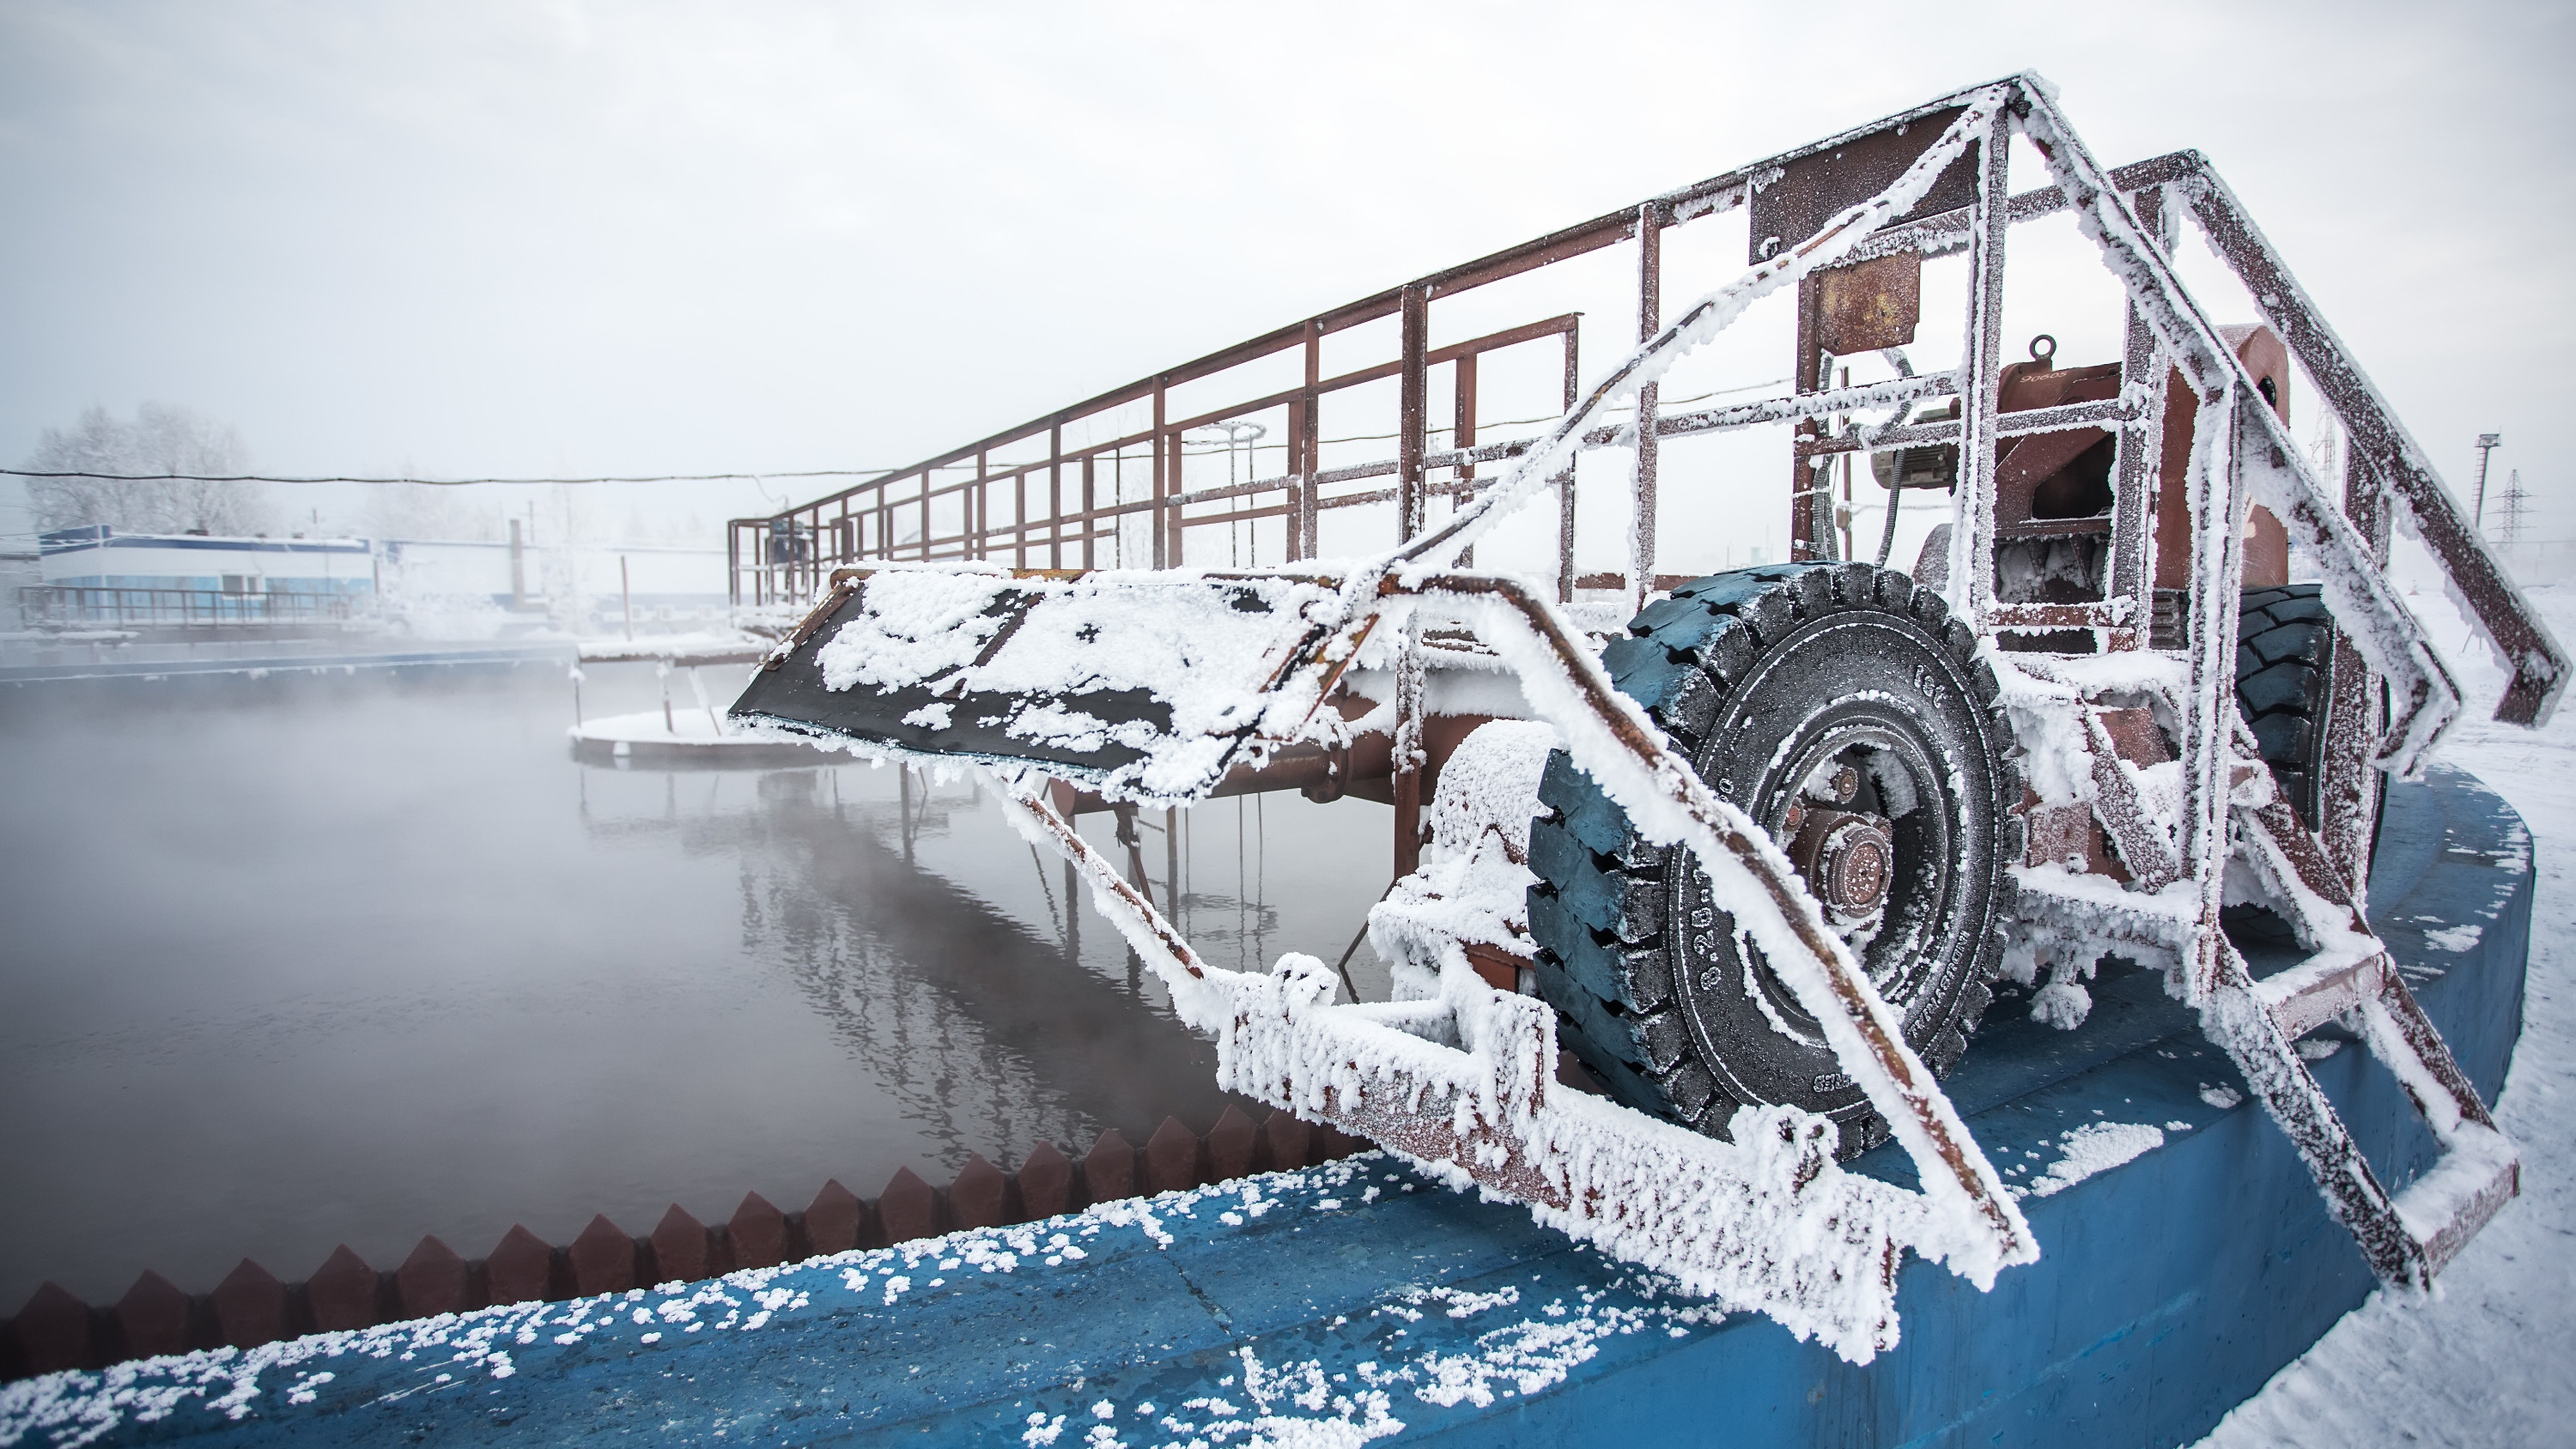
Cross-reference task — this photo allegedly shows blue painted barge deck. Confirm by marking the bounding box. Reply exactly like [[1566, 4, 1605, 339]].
[[0, 764, 2532, 1447]]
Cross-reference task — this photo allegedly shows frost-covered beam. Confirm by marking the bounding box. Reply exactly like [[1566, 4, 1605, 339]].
[[994, 774, 1996, 1363], [1790, 395, 2135, 458], [1840, 149, 2205, 267], [1378, 91, 2017, 581], [2174, 165, 2567, 727], [1635, 371, 1962, 448]]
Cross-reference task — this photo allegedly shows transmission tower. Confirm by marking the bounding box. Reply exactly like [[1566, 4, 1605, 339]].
[[2493, 468, 2531, 547]]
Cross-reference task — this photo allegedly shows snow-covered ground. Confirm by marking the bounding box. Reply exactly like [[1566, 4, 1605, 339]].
[[2196, 581, 2576, 1449]]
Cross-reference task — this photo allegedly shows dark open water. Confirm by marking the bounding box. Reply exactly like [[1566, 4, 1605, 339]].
[[0, 664, 1394, 1307]]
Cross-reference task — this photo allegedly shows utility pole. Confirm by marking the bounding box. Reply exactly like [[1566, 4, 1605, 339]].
[[2473, 433, 2503, 526]]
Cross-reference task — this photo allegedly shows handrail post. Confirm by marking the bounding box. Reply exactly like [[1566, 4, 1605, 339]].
[[1633, 201, 1662, 611]]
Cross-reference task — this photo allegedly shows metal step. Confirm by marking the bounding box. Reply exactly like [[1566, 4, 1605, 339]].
[[2206, 795, 2518, 1289]]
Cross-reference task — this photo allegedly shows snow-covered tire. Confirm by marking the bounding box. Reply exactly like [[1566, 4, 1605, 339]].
[[1525, 564, 2020, 1158], [2236, 584, 2336, 829]]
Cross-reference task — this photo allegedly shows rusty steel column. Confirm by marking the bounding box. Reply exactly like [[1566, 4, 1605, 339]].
[[1633, 201, 1662, 612], [1399, 285, 1429, 542], [1789, 276, 1827, 562], [2111, 186, 2173, 631], [1302, 318, 1323, 559], [1951, 110, 2014, 622], [1285, 395, 1309, 562], [1152, 379, 1170, 569], [1081, 454, 1097, 570], [975, 450, 990, 562], [2324, 445, 2391, 897], [1394, 283, 1431, 882], [1558, 324, 1579, 603], [1454, 352, 1479, 568]]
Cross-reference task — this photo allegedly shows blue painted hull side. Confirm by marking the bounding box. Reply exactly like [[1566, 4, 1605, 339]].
[[0, 766, 2530, 1448]]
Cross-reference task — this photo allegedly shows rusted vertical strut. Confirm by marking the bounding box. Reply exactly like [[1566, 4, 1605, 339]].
[[1081, 456, 1097, 571], [2109, 186, 2172, 625], [1300, 319, 1322, 560], [1789, 275, 1826, 561], [1558, 325, 1579, 603], [975, 450, 990, 563], [1398, 285, 1430, 541], [1048, 424, 1063, 570], [1632, 202, 1662, 613], [1454, 352, 1479, 568], [1947, 110, 2013, 621], [2324, 440, 2389, 894], [2180, 398, 2252, 997], [1393, 283, 1430, 880], [1152, 379, 1170, 569]]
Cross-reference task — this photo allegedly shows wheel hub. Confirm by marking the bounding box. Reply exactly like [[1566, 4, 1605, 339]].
[[1789, 808, 1897, 926]]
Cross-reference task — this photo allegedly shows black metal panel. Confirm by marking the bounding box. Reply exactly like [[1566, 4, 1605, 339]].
[[728, 583, 1177, 778]]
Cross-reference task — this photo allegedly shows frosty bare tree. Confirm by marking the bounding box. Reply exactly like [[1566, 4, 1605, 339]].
[[22, 403, 270, 536], [364, 481, 504, 542]]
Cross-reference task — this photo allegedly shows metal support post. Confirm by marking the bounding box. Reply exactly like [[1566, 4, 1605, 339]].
[[1633, 202, 1662, 612], [1947, 109, 2014, 623], [2111, 185, 2174, 624], [1399, 284, 1429, 542], [1394, 285, 1430, 878], [2324, 443, 2391, 895], [1789, 276, 1826, 562], [1558, 324, 1579, 603], [1454, 351, 1478, 568], [1152, 380, 1171, 568]]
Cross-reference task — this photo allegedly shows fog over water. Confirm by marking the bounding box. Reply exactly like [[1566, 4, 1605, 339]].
[[0, 667, 1394, 1307]]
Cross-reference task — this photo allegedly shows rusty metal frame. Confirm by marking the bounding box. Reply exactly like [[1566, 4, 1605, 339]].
[[990, 561, 2039, 1325], [735, 85, 2561, 749], [735, 75, 2542, 1296]]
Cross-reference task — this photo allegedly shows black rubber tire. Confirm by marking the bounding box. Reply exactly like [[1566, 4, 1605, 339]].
[[2236, 584, 2337, 830], [1525, 563, 2021, 1159]]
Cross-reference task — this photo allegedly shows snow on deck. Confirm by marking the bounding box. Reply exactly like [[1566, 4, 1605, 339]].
[[2194, 582, 2576, 1449], [0, 1158, 1729, 1446], [0, 753, 2537, 1447], [568, 707, 730, 745]]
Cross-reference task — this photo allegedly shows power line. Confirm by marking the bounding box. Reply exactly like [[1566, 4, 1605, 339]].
[[1, 377, 1790, 490], [0, 467, 904, 487]]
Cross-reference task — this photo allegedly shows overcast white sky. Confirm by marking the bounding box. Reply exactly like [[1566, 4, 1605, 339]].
[[2, 0, 2569, 543]]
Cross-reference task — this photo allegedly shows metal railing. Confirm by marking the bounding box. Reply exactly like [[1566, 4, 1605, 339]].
[[16, 585, 361, 630], [728, 310, 1586, 610]]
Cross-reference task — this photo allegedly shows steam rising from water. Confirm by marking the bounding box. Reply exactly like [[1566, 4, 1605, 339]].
[[0, 670, 1391, 1305]]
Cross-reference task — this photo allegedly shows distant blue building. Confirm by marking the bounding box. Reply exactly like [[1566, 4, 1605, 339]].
[[27, 526, 374, 628], [38, 526, 375, 597]]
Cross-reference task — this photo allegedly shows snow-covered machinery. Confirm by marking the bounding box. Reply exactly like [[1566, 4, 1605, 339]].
[[729, 76, 2560, 1361]]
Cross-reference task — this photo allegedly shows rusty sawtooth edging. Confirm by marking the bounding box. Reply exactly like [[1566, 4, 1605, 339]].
[[0, 1108, 1369, 1382]]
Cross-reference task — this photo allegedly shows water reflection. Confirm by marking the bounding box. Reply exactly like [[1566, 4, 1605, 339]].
[[574, 764, 1248, 1171], [0, 674, 1391, 1307]]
